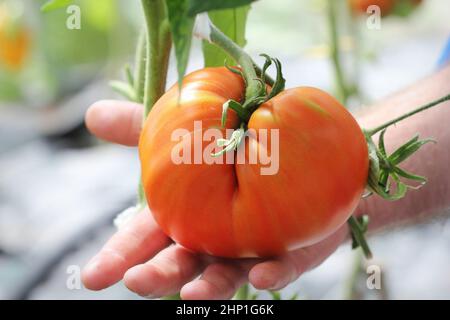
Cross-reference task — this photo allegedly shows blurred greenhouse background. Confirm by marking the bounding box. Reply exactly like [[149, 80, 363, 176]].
[[0, 0, 450, 299]]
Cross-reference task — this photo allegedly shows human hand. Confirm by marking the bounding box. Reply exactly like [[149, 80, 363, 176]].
[[81, 100, 350, 299]]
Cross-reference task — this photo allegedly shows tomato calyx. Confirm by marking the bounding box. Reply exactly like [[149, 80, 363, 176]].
[[365, 129, 434, 201], [221, 54, 286, 125], [349, 92, 450, 259], [211, 123, 246, 157], [363, 92, 450, 201], [214, 54, 286, 157]]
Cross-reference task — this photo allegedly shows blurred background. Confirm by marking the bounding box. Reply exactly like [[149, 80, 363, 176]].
[[0, 0, 449, 299]]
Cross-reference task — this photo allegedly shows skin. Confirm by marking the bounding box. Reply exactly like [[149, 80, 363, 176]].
[[82, 64, 450, 300]]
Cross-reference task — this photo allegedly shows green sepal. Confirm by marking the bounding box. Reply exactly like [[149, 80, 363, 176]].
[[389, 136, 435, 165], [221, 99, 247, 127], [393, 167, 427, 185], [267, 58, 286, 100], [259, 53, 273, 90], [365, 129, 435, 201]]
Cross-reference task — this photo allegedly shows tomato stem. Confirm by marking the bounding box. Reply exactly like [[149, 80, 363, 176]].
[[139, 0, 172, 206], [327, 0, 350, 104], [367, 93, 450, 136], [134, 28, 147, 104], [208, 22, 261, 103], [141, 0, 172, 117], [348, 215, 372, 259]]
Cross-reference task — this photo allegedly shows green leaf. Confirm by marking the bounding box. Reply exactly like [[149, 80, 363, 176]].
[[109, 81, 137, 102], [166, 0, 195, 89], [393, 0, 421, 17], [125, 64, 134, 87], [202, 7, 250, 67], [187, 0, 258, 16], [41, 0, 74, 12]]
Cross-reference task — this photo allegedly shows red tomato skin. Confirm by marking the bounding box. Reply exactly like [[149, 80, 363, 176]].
[[139, 67, 369, 258], [349, 0, 395, 16], [349, 0, 422, 17]]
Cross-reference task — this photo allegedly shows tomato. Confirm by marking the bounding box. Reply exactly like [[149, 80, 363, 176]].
[[349, 0, 395, 16], [349, 0, 422, 17], [139, 67, 369, 258], [0, 7, 30, 71]]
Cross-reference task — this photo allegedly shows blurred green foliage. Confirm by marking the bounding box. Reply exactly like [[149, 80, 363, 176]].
[[0, 0, 137, 105]]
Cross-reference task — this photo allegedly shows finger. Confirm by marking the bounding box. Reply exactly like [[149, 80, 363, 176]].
[[249, 225, 348, 290], [124, 245, 205, 298], [85, 100, 143, 146], [180, 261, 252, 300], [82, 208, 172, 290]]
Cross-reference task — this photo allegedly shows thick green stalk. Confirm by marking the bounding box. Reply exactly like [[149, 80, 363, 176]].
[[327, 0, 349, 104], [208, 23, 260, 103], [141, 0, 172, 117], [139, 0, 172, 206]]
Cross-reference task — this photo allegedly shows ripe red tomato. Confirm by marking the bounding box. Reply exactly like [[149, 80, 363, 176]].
[[139, 67, 369, 258], [349, 0, 422, 17], [349, 0, 395, 16]]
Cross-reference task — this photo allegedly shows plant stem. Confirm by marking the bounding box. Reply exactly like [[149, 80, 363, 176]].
[[208, 23, 260, 103], [134, 28, 147, 104], [141, 0, 172, 117], [327, 0, 349, 104], [348, 216, 372, 259], [368, 93, 450, 136], [139, 0, 172, 206]]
